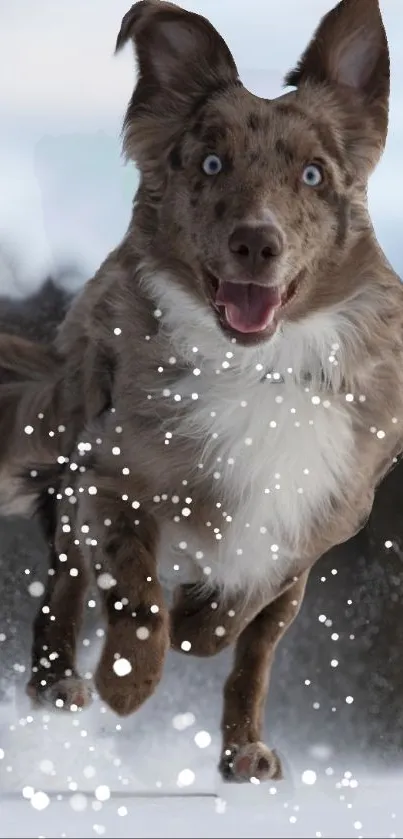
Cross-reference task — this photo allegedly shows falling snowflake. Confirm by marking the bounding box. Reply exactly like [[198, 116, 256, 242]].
[[97, 573, 116, 590], [95, 785, 110, 802], [177, 768, 195, 788], [301, 770, 317, 785], [28, 581, 45, 598], [39, 759, 54, 775], [194, 731, 211, 749], [30, 791, 50, 810], [70, 793, 88, 811], [172, 713, 195, 731], [113, 658, 132, 677]]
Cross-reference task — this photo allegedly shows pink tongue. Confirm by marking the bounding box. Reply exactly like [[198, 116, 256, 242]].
[[216, 282, 282, 333]]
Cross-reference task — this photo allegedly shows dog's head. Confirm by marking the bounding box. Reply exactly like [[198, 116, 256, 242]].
[[117, 0, 389, 346]]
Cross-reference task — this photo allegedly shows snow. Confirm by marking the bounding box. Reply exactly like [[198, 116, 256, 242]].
[[3, 447, 403, 837], [2, 0, 403, 836]]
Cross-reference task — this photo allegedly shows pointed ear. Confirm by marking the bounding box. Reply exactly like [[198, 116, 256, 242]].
[[285, 0, 390, 149], [116, 1, 238, 94], [115, 1, 239, 173]]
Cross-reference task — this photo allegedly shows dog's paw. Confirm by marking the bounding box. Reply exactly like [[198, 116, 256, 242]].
[[95, 668, 159, 717], [26, 675, 93, 712], [95, 615, 169, 716], [219, 742, 283, 783]]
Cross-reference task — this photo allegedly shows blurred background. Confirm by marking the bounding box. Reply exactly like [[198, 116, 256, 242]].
[[1, 1, 403, 837], [1, 0, 402, 287]]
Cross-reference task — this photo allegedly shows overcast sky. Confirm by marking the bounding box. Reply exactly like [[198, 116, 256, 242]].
[[0, 0, 402, 289]]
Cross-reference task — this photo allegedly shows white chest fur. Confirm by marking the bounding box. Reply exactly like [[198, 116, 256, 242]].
[[146, 274, 356, 596], [156, 334, 354, 597]]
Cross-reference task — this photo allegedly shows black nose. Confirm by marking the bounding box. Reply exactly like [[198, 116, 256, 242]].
[[228, 223, 284, 273]]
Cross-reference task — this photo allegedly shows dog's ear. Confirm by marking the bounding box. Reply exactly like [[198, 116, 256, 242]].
[[116, 2, 239, 174], [285, 0, 389, 152], [116, 1, 238, 94]]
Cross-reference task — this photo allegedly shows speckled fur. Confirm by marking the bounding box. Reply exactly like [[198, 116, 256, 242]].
[[0, 0, 402, 782]]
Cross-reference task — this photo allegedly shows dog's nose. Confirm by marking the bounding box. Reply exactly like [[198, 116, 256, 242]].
[[228, 223, 284, 273]]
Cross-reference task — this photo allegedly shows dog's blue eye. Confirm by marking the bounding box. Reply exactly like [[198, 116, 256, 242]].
[[202, 154, 223, 175], [302, 164, 323, 187]]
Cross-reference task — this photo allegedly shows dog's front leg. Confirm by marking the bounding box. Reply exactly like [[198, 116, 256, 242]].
[[170, 582, 260, 656], [170, 483, 376, 660], [219, 572, 308, 782], [77, 474, 170, 717], [26, 491, 92, 712], [171, 570, 308, 781], [170, 572, 299, 657]]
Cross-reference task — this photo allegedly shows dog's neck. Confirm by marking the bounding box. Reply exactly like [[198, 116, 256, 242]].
[[122, 202, 394, 397], [136, 267, 356, 395]]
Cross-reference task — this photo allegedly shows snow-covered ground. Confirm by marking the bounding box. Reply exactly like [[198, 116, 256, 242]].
[[4, 506, 403, 838], [1, 1, 403, 836]]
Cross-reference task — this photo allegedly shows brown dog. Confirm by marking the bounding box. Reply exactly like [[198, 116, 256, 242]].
[[1, 0, 403, 783]]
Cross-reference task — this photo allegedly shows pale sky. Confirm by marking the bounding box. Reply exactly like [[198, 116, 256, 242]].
[[0, 0, 402, 289]]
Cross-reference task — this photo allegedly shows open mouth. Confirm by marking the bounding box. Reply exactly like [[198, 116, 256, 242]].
[[207, 275, 299, 337]]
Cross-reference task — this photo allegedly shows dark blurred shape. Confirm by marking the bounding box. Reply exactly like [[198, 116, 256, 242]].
[[0, 272, 75, 344]]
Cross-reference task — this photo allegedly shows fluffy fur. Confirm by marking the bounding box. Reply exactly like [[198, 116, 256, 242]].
[[0, 0, 402, 782]]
